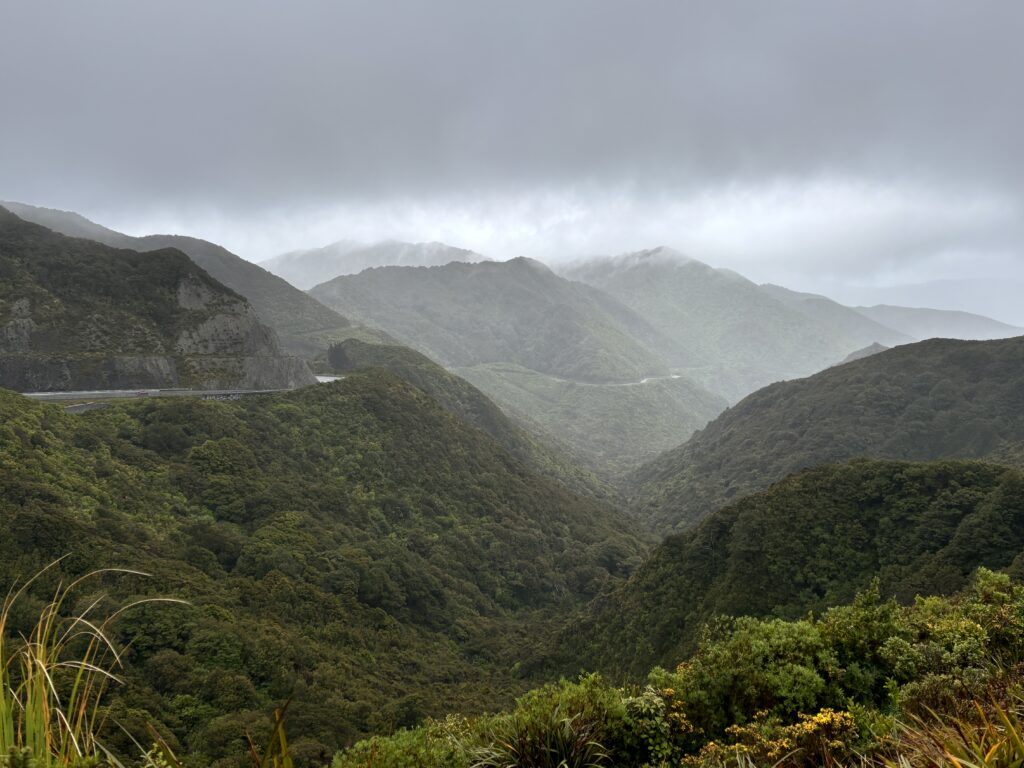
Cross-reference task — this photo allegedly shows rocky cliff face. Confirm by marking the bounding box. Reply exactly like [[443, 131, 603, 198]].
[[0, 207, 316, 391], [0, 353, 314, 392]]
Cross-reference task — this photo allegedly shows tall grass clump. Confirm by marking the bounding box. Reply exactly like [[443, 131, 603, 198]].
[[883, 691, 1024, 768], [0, 560, 179, 767], [469, 675, 620, 768]]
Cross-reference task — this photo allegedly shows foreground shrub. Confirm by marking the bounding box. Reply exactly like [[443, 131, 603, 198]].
[[333, 570, 1024, 768]]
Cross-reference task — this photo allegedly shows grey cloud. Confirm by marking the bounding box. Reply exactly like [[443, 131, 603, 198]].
[[1, 1, 1022, 287]]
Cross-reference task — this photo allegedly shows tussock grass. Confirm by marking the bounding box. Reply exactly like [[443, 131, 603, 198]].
[[0, 559, 183, 767]]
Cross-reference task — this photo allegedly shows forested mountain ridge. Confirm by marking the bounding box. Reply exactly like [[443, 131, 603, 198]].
[[566, 458, 1024, 677], [0, 372, 645, 764], [1, 201, 387, 358], [325, 339, 613, 497], [310, 257, 672, 383], [629, 335, 1024, 533], [562, 248, 911, 402], [0, 206, 314, 390], [263, 239, 486, 289]]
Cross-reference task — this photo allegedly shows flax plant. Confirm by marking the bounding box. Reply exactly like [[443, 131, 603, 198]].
[[0, 559, 183, 767]]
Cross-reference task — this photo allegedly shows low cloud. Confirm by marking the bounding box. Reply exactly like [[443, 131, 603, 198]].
[[2, 1, 1022, 291]]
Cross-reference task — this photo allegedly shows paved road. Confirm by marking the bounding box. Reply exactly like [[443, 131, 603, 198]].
[[546, 373, 684, 387], [24, 376, 346, 407], [23, 387, 292, 403]]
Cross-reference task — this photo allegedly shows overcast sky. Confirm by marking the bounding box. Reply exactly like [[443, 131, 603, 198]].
[[3, 1, 1023, 307]]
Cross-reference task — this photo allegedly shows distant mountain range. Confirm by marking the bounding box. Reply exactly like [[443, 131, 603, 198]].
[[562, 249, 909, 402], [563, 248, 1021, 402], [262, 239, 486, 289], [0, 206, 314, 391], [1, 201, 387, 358], [6, 199, 1021, 480], [828, 277, 1024, 327], [854, 303, 1023, 341], [311, 257, 672, 383]]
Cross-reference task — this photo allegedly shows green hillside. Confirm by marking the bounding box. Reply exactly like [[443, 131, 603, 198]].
[[1, 201, 387, 358], [310, 258, 671, 384], [564, 249, 909, 402], [0, 207, 313, 390], [456, 362, 726, 479], [571, 458, 1024, 676], [0, 375, 644, 764], [325, 339, 612, 496], [630, 336, 1024, 532]]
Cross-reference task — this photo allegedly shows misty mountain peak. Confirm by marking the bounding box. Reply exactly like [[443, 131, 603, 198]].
[[505, 255, 554, 274], [637, 246, 692, 263], [263, 238, 486, 288]]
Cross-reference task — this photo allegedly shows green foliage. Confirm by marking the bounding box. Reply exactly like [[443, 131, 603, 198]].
[[468, 675, 621, 768], [891, 695, 1024, 768], [571, 459, 1024, 676], [335, 572, 1024, 768], [325, 340, 612, 497], [630, 335, 1024, 532], [0, 375, 643, 766]]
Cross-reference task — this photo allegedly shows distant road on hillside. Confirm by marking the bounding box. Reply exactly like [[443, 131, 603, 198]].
[[22, 376, 346, 403], [23, 388, 290, 403]]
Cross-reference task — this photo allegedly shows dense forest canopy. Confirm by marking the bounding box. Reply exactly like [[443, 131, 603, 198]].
[[567, 458, 1024, 676], [0, 376, 644, 765]]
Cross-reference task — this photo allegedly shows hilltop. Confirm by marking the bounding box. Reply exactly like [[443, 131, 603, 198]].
[[0, 206, 313, 390], [310, 257, 670, 383], [325, 339, 612, 496], [263, 239, 486, 289]]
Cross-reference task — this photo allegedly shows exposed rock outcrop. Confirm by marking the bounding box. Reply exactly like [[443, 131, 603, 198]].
[[0, 207, 317, 391]]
